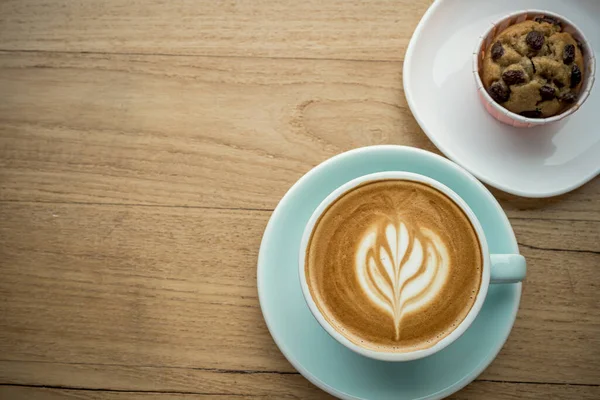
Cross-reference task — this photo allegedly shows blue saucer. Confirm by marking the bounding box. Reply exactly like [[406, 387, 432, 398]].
[[257, 146, 521, 400]]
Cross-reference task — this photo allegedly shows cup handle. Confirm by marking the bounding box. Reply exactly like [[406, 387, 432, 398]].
[[490, 254, 526, 284]]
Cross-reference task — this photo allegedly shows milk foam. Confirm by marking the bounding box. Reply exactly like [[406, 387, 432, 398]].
[[305, 180, 482, 352], [356, 221, 449, 340]]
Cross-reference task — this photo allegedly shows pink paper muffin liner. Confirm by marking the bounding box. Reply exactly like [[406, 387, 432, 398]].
[[473, 10, 596, 128]]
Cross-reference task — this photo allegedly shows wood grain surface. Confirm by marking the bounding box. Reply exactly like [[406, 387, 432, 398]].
[[0, 0, 429, 61], [0, 1, 598, 399]]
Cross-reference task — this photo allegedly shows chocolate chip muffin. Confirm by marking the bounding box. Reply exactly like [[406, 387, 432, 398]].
[[482, 16, 584, 118]]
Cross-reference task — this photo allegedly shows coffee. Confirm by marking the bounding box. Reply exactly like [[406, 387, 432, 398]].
[[305, 180, 483, 353]]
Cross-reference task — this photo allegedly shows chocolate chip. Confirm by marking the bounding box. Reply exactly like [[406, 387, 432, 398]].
[[563, 44, 575, 64], [491, 41, 504, 60], [534, 15, 562, 28], [560, 92, 577, 103], [539, 85, 556, 101], [553, 79, 565, 88], [526, 31, 545, 51], [576, 39, 585, 54], [488, 81, 510, 103], [502, 69, 526, 85], [520, 110, 542, 118], [570, 64, 582, 88]]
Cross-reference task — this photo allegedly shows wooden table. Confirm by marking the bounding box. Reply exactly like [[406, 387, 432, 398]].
[[0, 1, 598, 399]]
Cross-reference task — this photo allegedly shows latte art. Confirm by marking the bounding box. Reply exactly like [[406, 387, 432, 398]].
[[356, 222, 449, 340], [305, 180, 483, 353]]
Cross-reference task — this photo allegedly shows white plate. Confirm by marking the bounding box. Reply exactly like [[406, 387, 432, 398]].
[[404, 0, 600, 198]]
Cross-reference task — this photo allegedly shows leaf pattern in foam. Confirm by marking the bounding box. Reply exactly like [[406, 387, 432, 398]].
[[356, 221, 449, 340]]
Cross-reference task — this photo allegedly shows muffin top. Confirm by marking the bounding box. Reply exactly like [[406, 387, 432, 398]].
[[482, 16, 584, 118]]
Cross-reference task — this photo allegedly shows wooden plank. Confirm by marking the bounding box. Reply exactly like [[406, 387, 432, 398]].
[[512, 219, 599, 253], [0, 361, 327, 398], [496, 184, 600, 222], [1, 51, 599, 220], [1, 381, 599, 400], [0, 204, 284, 372], [0, 0, 431, 61], [0, 203, 598, 384], [0, 386, 278, 400], [0, 51, 432, 209], [453, 381, 600, 400]]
